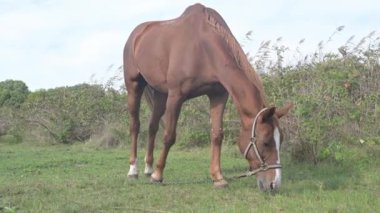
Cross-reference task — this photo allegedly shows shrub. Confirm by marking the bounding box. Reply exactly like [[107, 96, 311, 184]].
[[259, 29, 379, 163], [0, 80, 29, 108], [20, 84, 129, 144], [176, 96, 210, 148]]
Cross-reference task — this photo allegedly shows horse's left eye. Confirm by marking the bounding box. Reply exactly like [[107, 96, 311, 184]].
[[263, 140, 271, 147]]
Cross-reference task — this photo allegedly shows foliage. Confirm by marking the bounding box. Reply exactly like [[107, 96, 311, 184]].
[[0, 80, 29, 108], [0, 83, 130, 145], [177, 96, 210, 148], [177, 95, 240, 148], [259, 28, 380, 163], [0, 80, 29, 140]]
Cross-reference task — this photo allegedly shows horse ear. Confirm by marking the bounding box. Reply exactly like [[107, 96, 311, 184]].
[[275, 103, 293, 118], [259, 107, 276, 123]]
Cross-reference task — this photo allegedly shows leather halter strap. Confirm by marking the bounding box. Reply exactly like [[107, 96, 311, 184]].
[[241, 108, 282, 176], [243, 108, 268, 160]]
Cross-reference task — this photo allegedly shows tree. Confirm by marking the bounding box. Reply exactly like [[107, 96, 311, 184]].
[[0, 80, 30, 108]]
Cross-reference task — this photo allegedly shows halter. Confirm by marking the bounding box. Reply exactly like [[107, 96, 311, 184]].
[[241, 108, 282, 177]]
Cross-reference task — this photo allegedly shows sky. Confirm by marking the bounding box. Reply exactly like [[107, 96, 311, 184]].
[[1, 0, 379, 91]]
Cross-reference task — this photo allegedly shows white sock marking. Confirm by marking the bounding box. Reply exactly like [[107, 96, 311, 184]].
[[128, 160, 138, 176], [144, 163, 154, 175]]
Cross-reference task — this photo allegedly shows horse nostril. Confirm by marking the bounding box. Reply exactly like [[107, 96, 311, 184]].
[[258, 180, 264, 191], [270, 182, 275, 190]]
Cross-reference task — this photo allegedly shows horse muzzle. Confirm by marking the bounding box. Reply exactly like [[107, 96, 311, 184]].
[[257, 169, 282, 192]]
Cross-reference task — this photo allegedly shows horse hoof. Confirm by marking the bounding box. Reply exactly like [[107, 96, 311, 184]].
[[144, 172, 153, 177], [150, 177, 163, 184], [127, 174, 138, 179], [213, 179, 229, 188]]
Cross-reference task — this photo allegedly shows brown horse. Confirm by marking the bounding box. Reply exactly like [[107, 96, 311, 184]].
[[123, 3, 292, 191]]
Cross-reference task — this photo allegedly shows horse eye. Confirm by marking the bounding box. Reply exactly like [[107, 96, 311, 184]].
[[263, 140, 271, 147]]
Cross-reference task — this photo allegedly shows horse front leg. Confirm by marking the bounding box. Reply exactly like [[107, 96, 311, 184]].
[[151, 92, 183, 183], [208, 92, 228, 187]]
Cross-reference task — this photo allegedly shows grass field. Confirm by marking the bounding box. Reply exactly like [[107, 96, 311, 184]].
[[0, 142, 379, 212]]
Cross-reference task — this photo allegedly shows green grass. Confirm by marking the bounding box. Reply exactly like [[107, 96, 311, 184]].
[[0, 143, 379, 212]]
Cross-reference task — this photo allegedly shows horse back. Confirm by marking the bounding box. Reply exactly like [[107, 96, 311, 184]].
[[124, 4, 232, 94]]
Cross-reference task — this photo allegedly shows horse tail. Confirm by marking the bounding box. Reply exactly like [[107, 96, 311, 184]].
[[143, 86, 165, 128], [143, 86, 154, 111]]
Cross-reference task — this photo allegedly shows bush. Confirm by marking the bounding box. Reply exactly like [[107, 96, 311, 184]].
[[259, 29, 379, 163], [176, 96, 210, 148], [0, 80, 29, 108], [0, 80, 30, 138], [86, 122, 127, 148], [0, 134, 22, 144], [20, 84, 129, 144], [176, 96, 240, 148]]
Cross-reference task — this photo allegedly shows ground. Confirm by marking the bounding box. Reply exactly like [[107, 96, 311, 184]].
[[0, 143, 379, 212]]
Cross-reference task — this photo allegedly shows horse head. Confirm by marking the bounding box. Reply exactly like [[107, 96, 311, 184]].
[[241, 104, 292, 192]]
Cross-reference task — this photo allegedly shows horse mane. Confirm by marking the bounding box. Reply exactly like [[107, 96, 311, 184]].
[[203, 7, 267, 105]]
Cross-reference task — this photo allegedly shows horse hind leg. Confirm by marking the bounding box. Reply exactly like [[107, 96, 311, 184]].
[[144, 89, 167, 176], [151, 91, 183, 183], [126, 75, 146, 178]]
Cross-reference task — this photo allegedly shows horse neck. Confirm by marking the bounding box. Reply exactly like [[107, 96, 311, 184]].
[[226, 80, 266, 155], [223, 76, 265, 130]]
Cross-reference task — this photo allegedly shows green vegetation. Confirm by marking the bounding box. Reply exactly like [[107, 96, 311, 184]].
[[0, 80, 29, 108], [0, 28, 379, 212], [257, 28, 379, 163], [0, 143, 379, 212]]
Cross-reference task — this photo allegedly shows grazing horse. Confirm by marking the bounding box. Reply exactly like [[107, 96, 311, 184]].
[[123, 3, 292, 191]]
